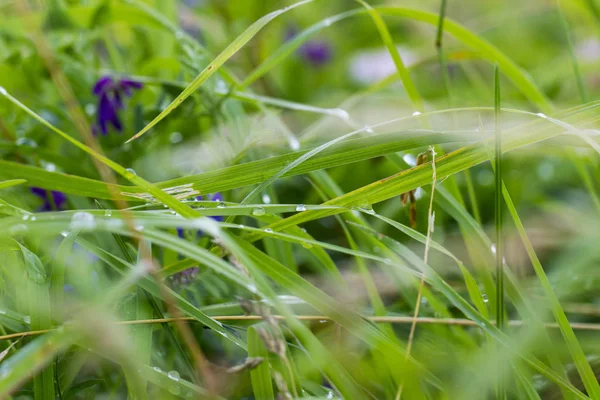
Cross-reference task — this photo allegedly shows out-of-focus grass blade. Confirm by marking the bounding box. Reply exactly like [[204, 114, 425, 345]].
[[355, 0, 424, 112], [247, 104, 600, 238], [0, 330, 76, 396], [242, 6, 551, 111], [362, 232, 588, 399], [0, 179, 26, 190], [130, 242, 153, 394], [77, 236, 246, 349], [502, 183, 600, 399], [21, 243, 55, 400], [125, 0, 314, 143], [0, 91, 199, 218], [248, 325, 275, 400], [51, 232, 77, 317], [0, 129, 475, 199]]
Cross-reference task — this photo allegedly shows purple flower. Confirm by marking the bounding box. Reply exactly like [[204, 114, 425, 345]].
[[299, 41, 331, 66], [285, 27, 332, 67], [30, 187, 67, 212], [92, 76, 143, 135]]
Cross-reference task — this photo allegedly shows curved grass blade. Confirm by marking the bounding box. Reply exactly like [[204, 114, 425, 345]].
[[125, 0, 315, 143], [0, 180, 26, 190], [502, 183, 600, 399], [355, 0, 424, 112]]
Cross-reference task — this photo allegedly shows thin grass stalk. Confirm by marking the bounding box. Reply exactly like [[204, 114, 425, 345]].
[[3, 316, 600, 342], [395, 146, 437, 400], [494, 64, 506, 400]]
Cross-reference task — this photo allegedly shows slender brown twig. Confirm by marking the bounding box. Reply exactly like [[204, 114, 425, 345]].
[[1, 315, 599, 342]]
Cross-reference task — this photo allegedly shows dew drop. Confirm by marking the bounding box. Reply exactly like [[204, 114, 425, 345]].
[[238, 224, 245, 229], [301, 242, 313, 249], [70, 211, 96, 229], [153, 366, 162, 373], [84, 103, 96, 115], [44, 162, 57, 172], [490, 243, 497, 254], [0, 309, 6, 315], [170, 131, 183, 143], [284, 136, 299, 152], [60, 231, 69, 237], [22, 215, 30, 221], [125, 168, 137, 177], [264, 228, 273, 233], [252, 207, 266, 216], [364, 125, 374, 133], [217, 202, 226, 209], [536, 113, 547, 119], [30, 216, 37, 221], [482, 294, 489, 303], [295, 204, 307, 212], [104, 210, 112, 217], [134, 225, 144, 232], [167, 370, 180, 381], [412, 111, 422, 116], [262, 193, 271, 204], [383, 258, 392, 265], [16, 137, 37, 148], [23, 315, 31, 324]]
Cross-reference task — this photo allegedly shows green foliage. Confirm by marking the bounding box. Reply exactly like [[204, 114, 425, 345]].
[[0, 0, 599, 399]]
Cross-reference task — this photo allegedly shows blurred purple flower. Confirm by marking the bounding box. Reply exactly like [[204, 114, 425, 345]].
[[285, 27, 332, 67], [92, 76, 143, 135], [30, 187, 67, 212]]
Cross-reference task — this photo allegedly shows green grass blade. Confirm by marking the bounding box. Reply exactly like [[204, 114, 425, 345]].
[[125, 0, 314, 143], [355, 0, 424, 112], [248, 326, 275, 400], [502, 182, 600, 399]]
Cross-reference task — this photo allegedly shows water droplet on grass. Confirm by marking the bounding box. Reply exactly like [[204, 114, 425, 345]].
[[217, 202, 226, 209], [288, 137, 300, 151], [412, 111, 421, 116], [482, 294, 489, 303], [23, 315, 31, 324], [70, 211, 96, 229], [153, 366, 162, 373], [104, 210, 112, 217], [22, 215, 30, 221], [16, 138, 37, 147], [536, 113, 547, 119], [262, 193, 271, 204], [295, 204, 307, 212], [125, 168, 136, 177], [252, 207, 265, 216], [264, 228, 273, 233], [170, 132, 183, 143], [167, 371, 180, 381]]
